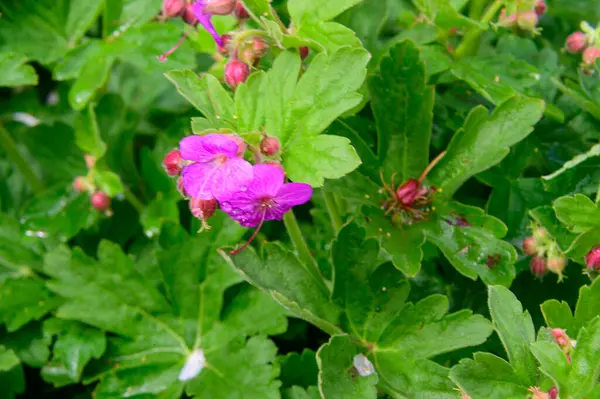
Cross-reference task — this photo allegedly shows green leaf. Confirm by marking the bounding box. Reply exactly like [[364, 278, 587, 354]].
[[429, 96, 545, 197], [369, 40, 434, 182], [235, 72, 267, 133], [529, 206, 580, 253], [568, 317, 600, 397], [283, 386, 321, 399], [288, 0, 364, 23], [68, 55, 116, 111], [488, 285, 537, 385], [450, 352, 530, 398], [553, 194, 600, 233], [279, 350, 318, 389], [74, 104, 107, 158], [542, 143, 600, 195], [451, 55, 539, 104], [530, 340, 570, 395], [412, 0, 484, 29], [574, 277, 600, 335], [0, 0, 104, 64], [541, 299, 575, 333], [0, 346, 20, 371], [317, 335, 378, 399], [0, 53, 38, 87], [0, 279, 63, 332], [296, 21, 363, 54], [0, 346, 24, 399], [41, 319, 106, 387], [1, 322, 51, 367], [283, 135, 362, 187], [94, 170, 124, 197], [0, 214, 44, 281], [141, 195, 179, 239], [220, 243, 341, 335], [424, 202, 517, 286]]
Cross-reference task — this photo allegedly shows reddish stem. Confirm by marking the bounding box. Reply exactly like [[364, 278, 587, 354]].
[[418, 151, 446, 183], [230, 211, 266, 255], [158, 31, 189, 62]]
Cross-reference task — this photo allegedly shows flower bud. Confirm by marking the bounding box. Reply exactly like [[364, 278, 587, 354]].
[[547, 256, 567, 275], [585, 246, 600, 270], [396, 179, 420, 207], [566, 32, 587, 53], [583, 47, 600, 65], [530, 256, 547, 277], [522, 236, 538, 256], [225, 134, 247, 156], [552, 328, 569, 346], [224, 60, 250, 89], [162, 0, 185, 18], [299, 46, 310, 60], [260, 136, 280, 156], [498, 9, 517, 27], [217, 34, 232, 55], [189, 198, 218, 230], [517, 11, 538, 31], [534, 0, 547, 16], [163, 149, 185, 177], [73, 176, 88, 193], [233, 1, 249, 19], [204, 0, 236, 15], [91, 191, 111, 211], [252, 37, 268, 58], [84, 154, 96, 168], [182, 3, 198, 25], [548, 387, 558, 399], [529, 388, 550, 399]]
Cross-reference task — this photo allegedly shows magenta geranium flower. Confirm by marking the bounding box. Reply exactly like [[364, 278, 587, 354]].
[[219, 164, 313, 254], [180, 134, 252, 200], [191, 1, 224, 46]]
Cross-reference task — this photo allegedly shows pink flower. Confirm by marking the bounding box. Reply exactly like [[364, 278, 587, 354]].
[[220, 164, 313, 253], [191, 1, 225, 46], [180, 134, 253, 200]]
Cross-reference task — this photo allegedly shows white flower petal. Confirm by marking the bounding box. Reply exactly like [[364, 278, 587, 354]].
[[353, 354, 376, 377], [178, 349, 206, 382]]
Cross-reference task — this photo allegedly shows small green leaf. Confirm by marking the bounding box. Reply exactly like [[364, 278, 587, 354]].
[[296, 21, 363, 53], [488, 286, 537, 385], [542, 143, 600, 195], [283, 386, 321, 399], [568, 317, 600, 397], [553, 194, 600, 233], [68, 54, 116, 111], [450, 352, 530, 398], [530, 340, 570, 395], [74, 104, 107, 158], [413, 0, 484, 29], [141, 195, 179, 239], [0, 346, 20, 371], [288, 0, 364, 23], [369, 40, 434, 182], [429, 96, 545, 197], [0, 346, 24, 399], [94, 170, 124, 197], [0, 53, 38, 87], [317, 335, 378, 399], [279, 350, 318, 389], [574, 277, 600, 335], [235, 71, 267, 133], [541, 299, 575, 333]]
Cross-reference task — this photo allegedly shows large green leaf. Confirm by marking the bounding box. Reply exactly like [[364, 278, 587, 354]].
[[553, 194, 600, 233], [429, 96, 545, 197], [0, 53, 37, 87], [288, 0, 364, 23], [568, 317, 600, 398], [488, 286, 537, 385], [369, 40, 434, 182]]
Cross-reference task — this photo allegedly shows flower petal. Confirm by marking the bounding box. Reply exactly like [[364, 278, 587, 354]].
[[179, 134, 239, 162], [192, 1, 223, 46], [182, 163, 220, 200], [247, 164, 284, 198], [275, 183, 313, 207], [219, 191, 262, 227], [213, 157, 254, 200]]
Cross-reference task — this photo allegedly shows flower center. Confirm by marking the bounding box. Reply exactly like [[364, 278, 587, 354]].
[[214, 154, 228, 164], [259, 197, 275, 209]]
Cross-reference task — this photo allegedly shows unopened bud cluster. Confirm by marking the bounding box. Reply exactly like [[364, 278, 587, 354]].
[[565, 21, 600, 72], [72, 154, 113, 214], [498, 0, 546, 34], [522, 224, 567, 279]]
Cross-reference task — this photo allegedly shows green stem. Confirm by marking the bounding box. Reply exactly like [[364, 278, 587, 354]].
[[123, 188, 145, 213], [283, 211, 328, 292], [323, 190, 343, 232], [455, 0, 504, 58], [468, 0, 487, 20], [0, 125, 44, 194]]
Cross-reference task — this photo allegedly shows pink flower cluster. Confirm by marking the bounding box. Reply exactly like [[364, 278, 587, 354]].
[[163, 134, 312, 253]]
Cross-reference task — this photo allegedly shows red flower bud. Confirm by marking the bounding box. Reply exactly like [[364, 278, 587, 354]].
[[548, 387, 558, 399], [182, 3, 198, 25], [217, 34, 232, 55], [396, 179, 420, 207], [163, 149, 185, 177], [551, 328, 569, 346], [566, 32, 587, 53], [162, 0, 185, 18], [224, 60, 250, 89], [530, 256, 547, 277], [534, 0, 547, 16], [91, 191, 111, 211], [299, 46, 310, 60], [585, 246, 600, 270], [583, 47, 600, 65], [252, 37, 268, 58], [517, 11, 538, 31], [73, 176, 88, 193], [522, 236, 538, 256], [260, 136, 280, 156], [189, 198, 218, 229], [547, 256, 567, 275], [204, 0, 236, 15], [233, 1, 249, 19], [498, 9, 517, 27]]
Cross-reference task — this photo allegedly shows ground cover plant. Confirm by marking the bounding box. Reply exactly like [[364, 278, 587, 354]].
[[1, 0, 600, 398]]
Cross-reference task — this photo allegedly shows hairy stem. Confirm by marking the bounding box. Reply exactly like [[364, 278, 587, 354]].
[[323, 190, 344, 232], [0, 125, 44, 194], [455, 0, 504, 58]]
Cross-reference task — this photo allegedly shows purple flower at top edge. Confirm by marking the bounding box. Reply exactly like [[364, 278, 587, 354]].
[[180, 134, 252, 200], [220, 164, 313, 228], [192, 1, 224, 46]]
